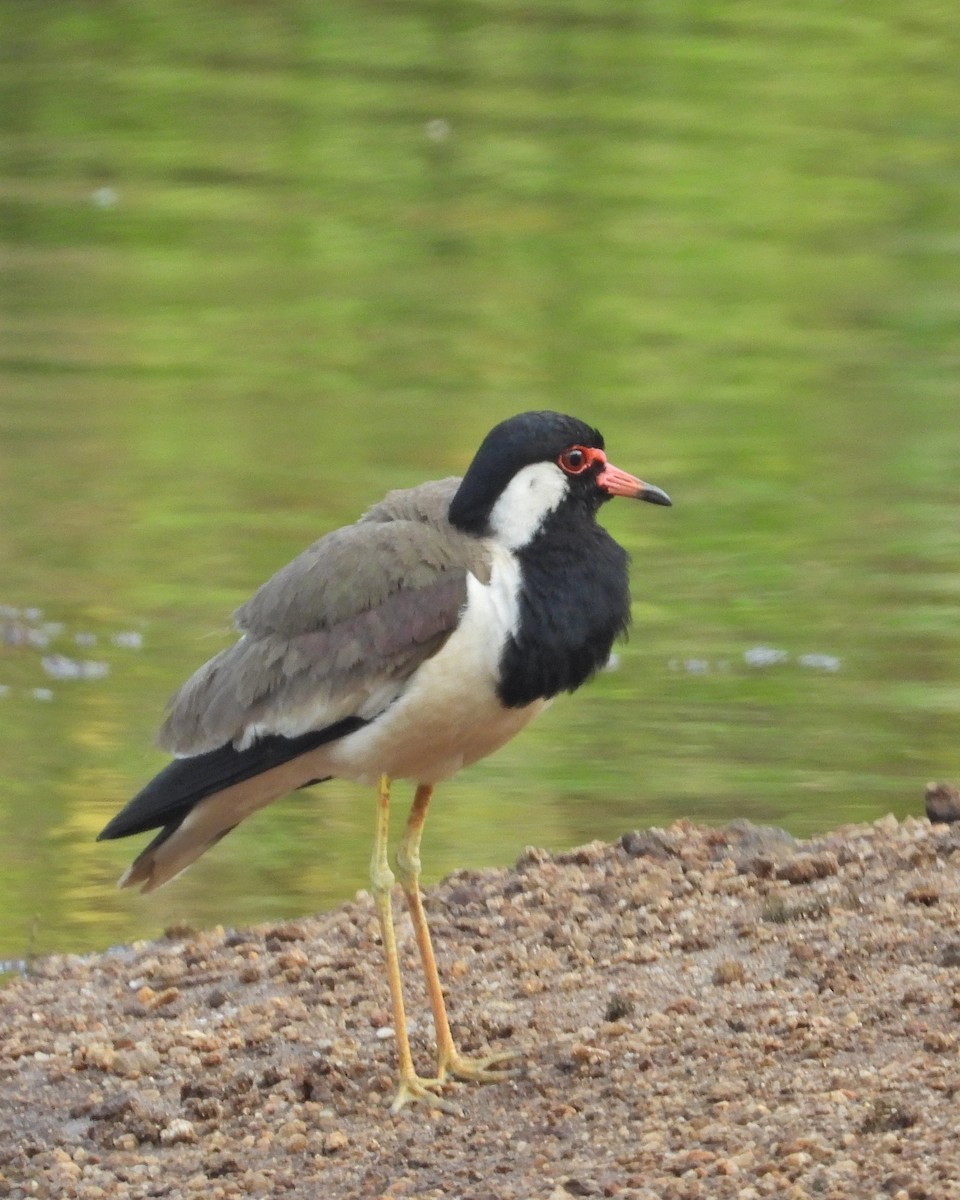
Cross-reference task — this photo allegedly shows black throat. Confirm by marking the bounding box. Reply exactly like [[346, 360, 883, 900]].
[[496, 507, 631, 708]]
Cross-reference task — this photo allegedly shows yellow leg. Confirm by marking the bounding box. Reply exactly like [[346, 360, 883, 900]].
[[396, 783, 520, 1085], [369, 775, 457, 1114]]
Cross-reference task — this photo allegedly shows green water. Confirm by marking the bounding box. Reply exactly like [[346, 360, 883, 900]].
[[2, 2, 959, 963]]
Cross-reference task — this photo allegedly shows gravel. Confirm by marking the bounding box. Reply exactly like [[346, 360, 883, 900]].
[[4, 815, 960, 1199]]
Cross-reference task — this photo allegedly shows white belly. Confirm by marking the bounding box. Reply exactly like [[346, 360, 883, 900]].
[[326, 548, 547, 784], [327, 675, 546, 785]]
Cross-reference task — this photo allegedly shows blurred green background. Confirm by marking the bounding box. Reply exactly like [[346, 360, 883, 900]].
[[2, 1, 958, 963]]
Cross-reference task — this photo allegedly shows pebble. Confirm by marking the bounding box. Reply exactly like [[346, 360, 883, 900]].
[[925, 780, 960, 823], [160, 1119, 197, 1145]]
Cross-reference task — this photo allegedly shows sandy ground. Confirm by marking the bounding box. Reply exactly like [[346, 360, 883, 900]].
[[3, 815, 960, 1200]]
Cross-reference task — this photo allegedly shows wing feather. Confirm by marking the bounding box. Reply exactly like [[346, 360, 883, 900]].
[[158, 478, 490, 755]]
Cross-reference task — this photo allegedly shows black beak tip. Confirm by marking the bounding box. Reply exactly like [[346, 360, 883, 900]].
[[641, 484, 672, 507]]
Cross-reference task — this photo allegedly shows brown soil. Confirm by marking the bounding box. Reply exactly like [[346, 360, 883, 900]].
[[4, 816, 960, 1200]]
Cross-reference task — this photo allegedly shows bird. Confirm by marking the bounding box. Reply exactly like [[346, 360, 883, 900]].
[[98, 410, 671, 1113]]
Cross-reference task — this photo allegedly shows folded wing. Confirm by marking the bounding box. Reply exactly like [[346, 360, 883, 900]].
[[159, 478, 487, 754]]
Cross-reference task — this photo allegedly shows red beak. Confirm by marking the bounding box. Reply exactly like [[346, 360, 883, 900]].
[[597, 462, 672, 506]]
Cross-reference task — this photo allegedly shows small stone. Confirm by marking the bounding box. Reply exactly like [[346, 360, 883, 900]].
[[620, 828, 683, 859], [712, 960, 747, 986], [560, 1178, 599, 1196], [747, 855, 778, 879], [923, 1030, 956, 1052], [160, 1118, 197, 1145], [145, 986, 181, 1010], [925, 781, 960, 823], [264, 922, 306, 942], [604, 992, 634, 1022], [861, 1100, 917, 1133], [516, 845, 552, 868], [112, 1043, 161, 1078], [163, 922, 196, 940], [323, 1130, 349, 1153], [277, 1119, 307, 1140], [777, 852, 839, 885]]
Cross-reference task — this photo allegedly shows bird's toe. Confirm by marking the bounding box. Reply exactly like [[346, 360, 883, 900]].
[[388, 1073, 463, 1117], [439, 1048, 523, 1084]]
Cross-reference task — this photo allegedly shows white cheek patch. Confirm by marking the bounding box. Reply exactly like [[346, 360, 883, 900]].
[[488, 462, 568, 550]]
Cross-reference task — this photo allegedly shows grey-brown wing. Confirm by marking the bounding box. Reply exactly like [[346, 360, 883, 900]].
[[158, 478, 491, 755]]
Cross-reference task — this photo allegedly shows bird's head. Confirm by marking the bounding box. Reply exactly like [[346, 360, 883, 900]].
[[448, 411, 671, 549]]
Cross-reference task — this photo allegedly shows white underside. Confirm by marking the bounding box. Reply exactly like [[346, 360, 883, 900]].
[[327, 544, 547, 783]]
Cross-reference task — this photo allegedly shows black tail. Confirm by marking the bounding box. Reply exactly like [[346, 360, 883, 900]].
[[98, 717, 367, 842]]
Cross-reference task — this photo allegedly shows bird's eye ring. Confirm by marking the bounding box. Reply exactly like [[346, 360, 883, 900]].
[[558, 445, 595, 475]]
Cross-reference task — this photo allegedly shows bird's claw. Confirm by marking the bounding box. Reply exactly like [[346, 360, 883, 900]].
[[388, 1073, 463, 1116], [388, 1050, 521, 1113], [439, 1048, 523, 1084]]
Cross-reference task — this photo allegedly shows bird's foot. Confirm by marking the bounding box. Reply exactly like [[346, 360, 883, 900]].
[[438, 1047, 522, 1084], [388, 1072, 462, 1116]]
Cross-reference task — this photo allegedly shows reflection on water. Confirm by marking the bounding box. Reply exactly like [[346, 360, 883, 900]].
[[2, 1, 959, 962]]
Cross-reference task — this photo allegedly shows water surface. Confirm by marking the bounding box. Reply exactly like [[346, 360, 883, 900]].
[[2, 2, 959, 962]]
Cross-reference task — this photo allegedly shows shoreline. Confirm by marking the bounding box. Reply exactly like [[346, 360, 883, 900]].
[[4, 815, 960, 1198]]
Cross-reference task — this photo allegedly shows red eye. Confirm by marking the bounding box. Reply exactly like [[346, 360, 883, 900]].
[[558, 445, 601, 475]]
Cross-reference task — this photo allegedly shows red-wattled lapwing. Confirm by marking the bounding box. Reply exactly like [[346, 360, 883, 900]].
[[99, 410, 671, 1113]]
